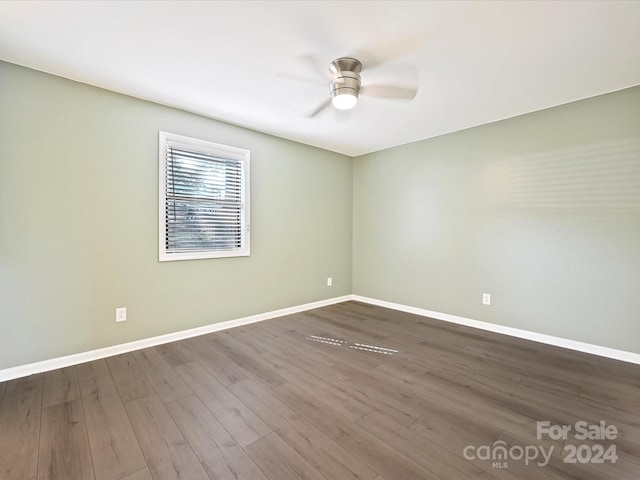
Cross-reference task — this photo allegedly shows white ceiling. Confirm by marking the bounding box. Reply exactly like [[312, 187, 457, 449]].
[[1, 1, 639, 157]]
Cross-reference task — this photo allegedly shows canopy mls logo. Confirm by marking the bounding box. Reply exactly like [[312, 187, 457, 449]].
[[463, 440, 553, 468], [463, 420, 619, 469]]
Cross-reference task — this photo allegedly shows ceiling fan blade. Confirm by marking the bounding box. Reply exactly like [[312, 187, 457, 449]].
[[349, 30, 431, 70], [360, 84, 418, 101], [306, 98, 332, 118], [298, 54, 332, 80], [275, 71, 327, 87]]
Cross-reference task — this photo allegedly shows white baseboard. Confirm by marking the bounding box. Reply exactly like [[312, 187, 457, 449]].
[[351, 295, 640, 365], [0, 295, 352, 382], [3, 293, 638, 382]]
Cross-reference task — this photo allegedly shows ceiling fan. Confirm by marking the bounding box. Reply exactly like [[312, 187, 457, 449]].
[[279, 55, 419, 118]]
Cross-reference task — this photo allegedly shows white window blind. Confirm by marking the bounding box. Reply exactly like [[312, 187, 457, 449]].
[[159, 132, 250, 261]]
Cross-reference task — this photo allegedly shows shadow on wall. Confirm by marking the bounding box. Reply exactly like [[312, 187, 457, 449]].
[[480, 138, 640, 225]]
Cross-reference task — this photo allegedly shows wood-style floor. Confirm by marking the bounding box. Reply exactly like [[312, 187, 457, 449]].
[[1, 301, 639, 480]]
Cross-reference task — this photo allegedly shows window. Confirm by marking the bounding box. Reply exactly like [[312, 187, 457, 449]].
[[159, 131, 250, 261]]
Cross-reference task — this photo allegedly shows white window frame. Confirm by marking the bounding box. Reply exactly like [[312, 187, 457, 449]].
[[158, 131, 250, 261]]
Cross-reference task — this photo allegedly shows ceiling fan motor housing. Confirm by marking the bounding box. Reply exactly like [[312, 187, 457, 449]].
[[329, 57, 362, 104]]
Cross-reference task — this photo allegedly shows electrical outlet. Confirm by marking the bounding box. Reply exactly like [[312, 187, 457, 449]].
[[327, 277, 333, 287], [482, 293, 491, 306], [116, 307, 127, 322]]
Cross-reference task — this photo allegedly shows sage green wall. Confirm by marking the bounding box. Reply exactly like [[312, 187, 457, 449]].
[[0, 61, 352, 370], [353, 86, 640, 353]]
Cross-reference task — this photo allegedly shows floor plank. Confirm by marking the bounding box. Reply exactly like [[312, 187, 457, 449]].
[[357, 409, 498, 480], [229, 379, 378, 480], [203, 332, 287, 389], [105, 353, 155, 403], [125, 394, 209, 480], [259, 352, 372, 421], [132, 348, 192, 404], [408, 400, 502, 456], [120, 468, 153, 480], [77, 359, 110, 383], [37, 398, 95, 480], [175, 362, 271, 447], [80, 375, 146, 480], [155, 342, 196, 368], [293, 352, 422, 427], [181, 336, 248, 386], [42, 367, 80, 408], [166, 394, 268, 480], [0, 375, 43, 480], [272, 381, 437, 480], [244, 432, 327, 480]]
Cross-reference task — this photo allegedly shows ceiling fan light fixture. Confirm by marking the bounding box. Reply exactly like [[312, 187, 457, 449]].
[[329, 57, 362, 111], [331, 90, 358, 110]]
